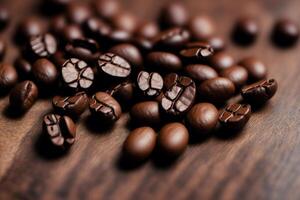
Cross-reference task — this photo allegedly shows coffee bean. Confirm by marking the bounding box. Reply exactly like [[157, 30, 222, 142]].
[[154, 27, 190, 50], [108, 81, 135, 103], [0, 38, 6, 60], [272, 19, 299, 47], [32, 58, 58, 87], [28, 33, 57, 59], [184, 64, 218, 83], [232, 17, 259, 46], [62, 58, 94, 90], [146, 52, 182, 73], [123, 127, 156, 161], [130, 101, 161, 126], [137, 71, 163, 98], [189, 15, 215, 40], [97, 53, 131, 79], [238, 57, 267, 82], [53, 92, 89, 117], [93, 0, 121, 20], [219, 103, 251, 130], [15, 57, 32, 79], [9, 80, 38, 112], [209, 51, 234, 71], [66, 2, 91, 25], [158, 122, 189, 157], [112, 12, 139, 33], [0, 6, 9, 30], [159, 1, 189, 28], [89, 92, 122, 123], [0, 63, 18, 91], [206, 36, 226, 52], [220, 65, 248, 88], [161, 73, 196, 116], [241, 79, 278, 105], [180, 42, 214, 62], [136, 21, 159, 39], [186, 103, 218, 135], [198, 77, 235, 104], [83, 17, 111, 40], [62, 25, 84, 42], [49, 15, 67, 36], [17, 17, 45, 41], [108, 30, 132, 45], [43, 114, 76, 148]]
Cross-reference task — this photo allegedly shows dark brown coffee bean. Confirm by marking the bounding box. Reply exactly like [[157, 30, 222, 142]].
[[29, 33, 57, 58], [154, 27, 190, 50], [62, 25, 84, 42], [241, 79, 278, 105], [0, 6, 9, 30], [186, 103, 218, 135], [137, 71, 163, 98], [123, 127, 156, 161], [112, 12, 139, 33], [272, 19, 299, 47], [93, 0, 121, 20], [0, 38, 6, 60], [43, 114, 76, 148], [9, 80, 38, 112], [108, 30, 132, 45], [32, 59, 58, 87], [97, 53, 131, 79], [159, 2, 189, 28], [206, 36, 226, 52], [83, 17, 111, 39], [209, 51, 234, 71], [15, 57, 32, 79], [189, 15, 215, 41], [53, 92, 89, 117], [198, 77, 235, 104], [67, 2, 91, 25], [49, 15, 67, 36], [130, 101, 161, 126], [238, 57, 267, 82], [180, 42, 214, 62], [220, 65, 248, 88], [108, 81, 135, 103], [17, 17, 45, 41], [161, 73, 196, 116], [136, 21, 159, 39], [232, 17, 259, 46], [146, 52, 182, 73], [0, 63, 18, 91], [62, 58, 94, 90], [219, 103, 251, 130], [158, 122, 189, 157], [89, 92, 122, 123], [184, 64, 218, 83]]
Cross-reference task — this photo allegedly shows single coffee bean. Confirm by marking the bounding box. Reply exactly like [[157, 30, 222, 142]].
[[158, 122, 189, 157], [14, 57, 32, 79], [180, 42, 214, 62], [93, 0, 121, 20], [108, 30, 132, 45], [9, 80, 38, 112], [219, 103, 251, 130], [62, 25, 84, 42], [161, 73, 196, 116], [83, 17, 111, 39], [108, 81, 135, 103], [0, 63, 18, 91], [17, 17, 45, 41], [198, 77, 235, 104], [123, 127, 156, 161], [43, 114, 76, 148], [0, 38, 6, 60], [130, 101, 161, 126], [62, 58, 94, 90], [0, 6, 9, 30], [132, 37, 153, 53], [184, 64, 218, 83], [29, 33, 57, 58], [159, 1, 189, 28], [49, 15, 67, 36], [146, 52, 182, 73], [188, 15, 215, 41], [272, 19, 299, 47], [209, 51, 234, 71], [206, 36, 226, 52], [238, 57, 267, 82], [32, 58, 58, 87], [66, 2, 91, 24], [220, 65, 248, 88], [89, 92, 122, 123], [137, 71, 163, 98], [186, 103, 218, 135], [136, 21, 160, 39], [241, 79, 278, 105], [232, 17, 259, 46], [53, 92, 89, 117], [97, 53, 131, 79], [112, 12, 139, 33]]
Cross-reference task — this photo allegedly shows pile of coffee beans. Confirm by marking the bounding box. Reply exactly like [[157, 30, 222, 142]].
[[0, 0, 288, 162]]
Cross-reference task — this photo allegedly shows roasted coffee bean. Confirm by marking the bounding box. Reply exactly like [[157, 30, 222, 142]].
[[220, 65, 248, 88], [130, 101, 161, 126], [17, 17, 45, 41], [65, 38, 100, 63], [49, 15, 67, 36], [83, 17, 111, 39], [32, 58, 58, 87], [9, 80, 38, 112], [209, 51, 234, 71], [0, 63, 18, 91], [159, 1, 189, 28], [146, 52, 182, 73], [62, 25, 84, 42], [15, 57, 32, 79], [132, 37, 153, 53], [53, 92, 89, 117], [241, 79, 278, 105], [108, 30, 132, 45], [43, 114, 76, 148], [97, 53, 131, 79], [89, 92, 122, 123], [206, 36, 226, 52], [180, 42, 214, 62], [93, 0, 121, 20], [238, 57, 267, 82], [62, 58, 94, 90], [136, 21, 159, 39], [154, 27, 190, 50], [198, 77, 235, 104], [109, 43, 143, 68], [66, 2, 91, 24], [232, 17, 259, 46], [272, 19, 299, 47], [137, 71, 163, 98], [112, 12, 139, 33], [161, 73, 196, 116], [189, 15, 215, 41], [219, 103, 251, 130], [186, 103, 218, 135], [29, 33, 57, 58], [184, 64, 218, 83], [158, 122, 189, 157], [0, 38, 6, 60], [0, 6, 9, 30], [108, 81, 135, 103], [123, 127, 156, 161]]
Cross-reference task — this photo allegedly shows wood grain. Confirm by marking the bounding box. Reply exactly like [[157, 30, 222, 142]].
[[1, 0, 300, 199]]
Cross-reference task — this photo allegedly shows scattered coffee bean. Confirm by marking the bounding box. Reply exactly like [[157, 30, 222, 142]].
[[66, 2, 91, 25], [112, 12, 139, 33], [28, 33, 57, 58], [14, 57, 32, 79], [209, 51, 234, 71], [0, 6, 9, 30], [108, 30, 132, 45], [93, 0, 121, 20], [232, 17, 259, 46], [0, 38, 6, 60], [238, 57, 267, 82], [159, 1, 189, 28], [272, 19, 299, 47], [184, 64, 218, 83], [108, 81, 135, 103], [241, 79, 278, 105], [17, 17, 45, 41], [146, 52, 182, 73], [132, 37, 153, 53], [83, 17, 111, 39], [137, 71, 163, 98], [189, 15, 215, 41], [130, 101, 161, 126], [32, 58, 58, 87], [154, 27, 190, 50], [49, 15, 67, 36], [136, 21, 160, 39], [62, 25, 84, 42], [180, 42, 214, 62], [206, 36, 226, 52], [0, 63, 18, 91], [220, 65, 248, 88]]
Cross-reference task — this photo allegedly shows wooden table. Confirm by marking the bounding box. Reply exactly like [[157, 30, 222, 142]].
[[1, 0, 300, 199]]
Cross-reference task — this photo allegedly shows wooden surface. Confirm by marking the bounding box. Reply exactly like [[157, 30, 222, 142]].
[[1, 0, 300, 199]]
